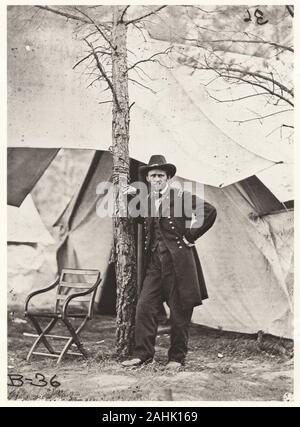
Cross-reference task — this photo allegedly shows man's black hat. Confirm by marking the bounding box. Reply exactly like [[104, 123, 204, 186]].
[[139, 155, 177, 179]]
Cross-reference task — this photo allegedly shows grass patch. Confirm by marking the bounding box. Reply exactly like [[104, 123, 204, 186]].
[[7, 311, 293, 402]]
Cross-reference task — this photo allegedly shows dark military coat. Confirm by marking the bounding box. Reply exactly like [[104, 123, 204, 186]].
[[135, 187, 217, 309]]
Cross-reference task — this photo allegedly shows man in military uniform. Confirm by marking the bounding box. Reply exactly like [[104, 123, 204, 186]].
[[122, 155, 217, 370]]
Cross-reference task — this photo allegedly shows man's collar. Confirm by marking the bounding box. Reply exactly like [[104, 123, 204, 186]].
[[149, 184, 170, 199], [159, 184, 169, 196]]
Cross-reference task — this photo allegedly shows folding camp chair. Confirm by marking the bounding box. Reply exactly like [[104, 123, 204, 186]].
[[24, 268, 101, 364]]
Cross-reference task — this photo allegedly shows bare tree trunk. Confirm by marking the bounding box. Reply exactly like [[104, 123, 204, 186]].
[[111, 6, 137, 357]]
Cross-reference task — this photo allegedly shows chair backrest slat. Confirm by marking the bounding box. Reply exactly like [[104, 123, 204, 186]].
[[61, 268, 99, 275], [60, 281, 93, 289], [57, 295, 92, 303], [55, 269, 101, 317]]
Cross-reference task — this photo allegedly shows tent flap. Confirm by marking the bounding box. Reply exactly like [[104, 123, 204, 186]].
[[7, 147, 59, 207], [189, 182, 293, 339]]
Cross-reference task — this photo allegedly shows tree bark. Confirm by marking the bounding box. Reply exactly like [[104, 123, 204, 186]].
[[111, 6, 137, 357]]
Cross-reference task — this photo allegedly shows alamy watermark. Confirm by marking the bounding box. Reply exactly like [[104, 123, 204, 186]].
[[95, 178, 206, 228]]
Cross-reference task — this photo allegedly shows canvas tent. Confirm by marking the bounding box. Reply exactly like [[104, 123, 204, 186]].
[[53, 153, 294, 338], [7, 147, 294, 338], [7, 6, 294, 338], [7, 194, 56, 308]]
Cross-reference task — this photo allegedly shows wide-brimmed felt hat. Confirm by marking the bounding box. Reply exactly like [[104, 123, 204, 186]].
[[139, 155, 176, 179]]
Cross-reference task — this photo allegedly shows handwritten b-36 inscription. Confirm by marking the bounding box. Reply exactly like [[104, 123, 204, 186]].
[[8, 373, 61, 388]]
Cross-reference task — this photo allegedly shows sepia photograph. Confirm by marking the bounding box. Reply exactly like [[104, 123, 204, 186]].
[[6, 3, 295, 404]]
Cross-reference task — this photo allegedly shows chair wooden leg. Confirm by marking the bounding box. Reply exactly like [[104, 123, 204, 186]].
[[60, 317, 89, 361], [26, 316, 58, 361], [26, 314, 92, 364], [57, 336, 76, 364]]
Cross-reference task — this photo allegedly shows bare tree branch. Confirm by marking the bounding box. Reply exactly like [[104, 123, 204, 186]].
[[187, 6, 219, 14], [98, 100, 113, 105], [36, 5, 115, 51], [266, 123, 294, 138], [132, 64, 154, 82], [192, 63, 294, 98], [207, 90, 271, 103], [120, 5, 130, 23], [175, 5, 293, 124], [126, 5, 167, 26], [129, 101, 135, 111], [36, 5, 91, 24], [203, 75, 220, 87], [87, 76, 102, 88], [132, 22, 148, 42], [226, 76, 294, 107], [228, 108, 293, 124], [125, 48, 172, 74], [84, 38, 120, 108], [73, 52, 95, 70], [190, 51, 293, 99], [128, 78, 157, 94], [92, 46, 112, 55], [286, 5, 294, 17], [84, 29, 111, 43], [76, 56, 97, 80], [176, 45, 228, 73], [74, 6, 115, 50], [28, 6, 43, 22], [186, 38, 294, 53], [73, 49, 111, 70]]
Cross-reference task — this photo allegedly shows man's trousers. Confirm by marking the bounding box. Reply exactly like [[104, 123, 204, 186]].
[[133, 247, 193, 363]]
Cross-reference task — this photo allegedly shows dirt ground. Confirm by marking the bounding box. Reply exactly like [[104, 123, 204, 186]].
[[7, 311, 293, 402]]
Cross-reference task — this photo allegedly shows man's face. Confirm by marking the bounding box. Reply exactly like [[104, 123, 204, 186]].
[[146, 169, 168, 192]]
